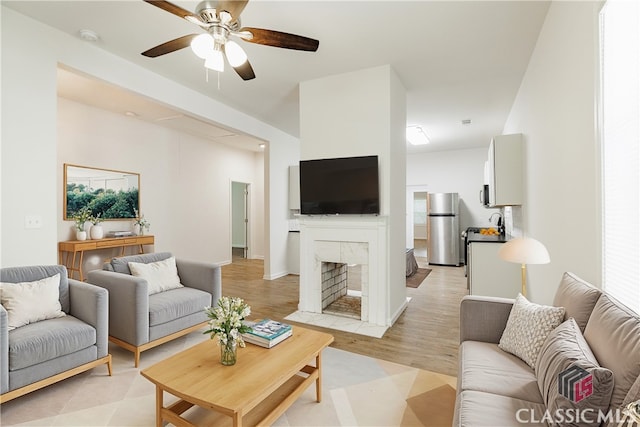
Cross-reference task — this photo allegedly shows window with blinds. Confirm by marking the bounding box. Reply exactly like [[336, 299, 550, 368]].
[[600, 0, 640, 314]]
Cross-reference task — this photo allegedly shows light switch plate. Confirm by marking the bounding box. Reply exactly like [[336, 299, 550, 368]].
[[24, 215, 43, 229]]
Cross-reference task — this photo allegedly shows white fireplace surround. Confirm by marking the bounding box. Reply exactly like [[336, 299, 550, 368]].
[[299, 216, 388, 326]]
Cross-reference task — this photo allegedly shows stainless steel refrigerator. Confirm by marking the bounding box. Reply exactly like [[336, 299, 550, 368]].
[[427, 193, 460, 266]]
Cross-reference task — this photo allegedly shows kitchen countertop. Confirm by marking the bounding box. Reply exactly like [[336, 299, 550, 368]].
[[466, 231, 510, 243]]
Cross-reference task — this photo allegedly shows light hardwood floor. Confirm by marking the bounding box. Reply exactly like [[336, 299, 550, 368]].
[[223, 247, 468, 377]]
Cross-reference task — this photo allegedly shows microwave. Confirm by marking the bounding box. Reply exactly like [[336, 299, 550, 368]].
[[480, 184, 490, 207]]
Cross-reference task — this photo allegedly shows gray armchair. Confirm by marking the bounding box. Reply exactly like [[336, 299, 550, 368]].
[[0, 265, 112, 403], [87, 252, 221, 367]]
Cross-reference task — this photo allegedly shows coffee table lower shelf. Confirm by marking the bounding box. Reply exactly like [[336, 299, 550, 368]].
[[155, 362, 323, 427]]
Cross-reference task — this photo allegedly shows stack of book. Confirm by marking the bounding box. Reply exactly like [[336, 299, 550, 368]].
[[242, 319, 292, 348], [106, 231, 134, 238]]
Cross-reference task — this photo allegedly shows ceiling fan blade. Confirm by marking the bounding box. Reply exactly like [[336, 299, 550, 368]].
[[217, 0, 249, 22], [143, 0, 203, 24], [142, 34, 198, 57], [232, 60, 256, 81], [240, 27, 319, 51]]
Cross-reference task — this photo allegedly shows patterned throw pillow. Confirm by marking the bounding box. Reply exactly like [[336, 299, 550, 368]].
[[499, 293, 565, 368]]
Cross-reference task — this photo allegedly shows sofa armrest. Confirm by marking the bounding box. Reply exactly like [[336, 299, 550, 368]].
[[86, 270, 150, 346], [68, 279, 109, 358], [0, 305, 8, 394], [460, 295, 515, 344], [176, 259, 222, 305]]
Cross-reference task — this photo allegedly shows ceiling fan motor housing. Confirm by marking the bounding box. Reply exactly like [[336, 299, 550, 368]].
[[196, 0, 238, 27]]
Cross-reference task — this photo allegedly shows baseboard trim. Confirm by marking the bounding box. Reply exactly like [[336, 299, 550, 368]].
[[390, 296, 411, 326], [263, 271, 289, 280]]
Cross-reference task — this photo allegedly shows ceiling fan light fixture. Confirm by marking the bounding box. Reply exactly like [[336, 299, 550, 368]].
[[191, 33, 214, 59], [204, 49, 225, 72], [225, 41, 248, 67]]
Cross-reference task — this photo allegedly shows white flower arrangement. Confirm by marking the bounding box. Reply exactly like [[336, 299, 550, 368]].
[[89, 213, 104, 225], [132, 208, 150, 231], [203, 296, 252, 348], [72, 207, 92, 231]]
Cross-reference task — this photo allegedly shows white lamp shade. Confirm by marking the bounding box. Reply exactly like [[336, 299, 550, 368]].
[[498, 237, 550, 265], [204, 49, 225, 72], [225, 41, 248, 67], [191, 34, 214, 59]]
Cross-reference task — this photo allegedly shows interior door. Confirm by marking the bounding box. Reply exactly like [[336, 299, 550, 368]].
[[231, 181, 249, 259]]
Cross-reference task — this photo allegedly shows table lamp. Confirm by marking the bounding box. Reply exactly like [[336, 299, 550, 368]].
[[498, 237, 550, 297]]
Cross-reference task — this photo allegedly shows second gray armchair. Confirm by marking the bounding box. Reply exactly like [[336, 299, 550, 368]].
[[87, 252, 221, 367]]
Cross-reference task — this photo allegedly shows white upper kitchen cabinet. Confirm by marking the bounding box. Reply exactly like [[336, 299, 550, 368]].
[[487, 133, 523, 207]]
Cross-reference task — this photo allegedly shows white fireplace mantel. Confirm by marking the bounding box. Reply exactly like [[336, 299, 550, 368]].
[[298, 216, 389, 326]]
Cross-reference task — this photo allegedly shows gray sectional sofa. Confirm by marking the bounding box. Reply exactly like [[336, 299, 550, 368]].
[[454, 272, 640, 426], [0, 265, 112, 403]]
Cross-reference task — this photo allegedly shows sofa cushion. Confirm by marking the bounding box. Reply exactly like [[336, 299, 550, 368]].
[[128, 256, 184, 295], [459, 341, 543, 403], [0, 273, 66, 330], [0, 265, 70, 313], [149, 287, 211, 327], [8, 315, 96, 370], [535, 318, 614, 427], [454, 390, 548, 427], [553, 272, 602, 332], [499, 294, 565, 368], [584, 294, 640, 408], [109, 252, 172, 275], [622, 375, 640, 407]]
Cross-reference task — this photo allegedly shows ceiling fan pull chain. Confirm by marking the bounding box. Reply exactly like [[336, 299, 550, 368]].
[[217, 71, 221, 90]]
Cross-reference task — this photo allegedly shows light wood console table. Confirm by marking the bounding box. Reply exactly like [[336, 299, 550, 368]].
[[58, 235, 154, 281]]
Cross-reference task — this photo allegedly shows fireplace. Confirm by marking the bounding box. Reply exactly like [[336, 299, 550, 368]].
[[297, 216, 387, 326], [322, 262, 362, 319]]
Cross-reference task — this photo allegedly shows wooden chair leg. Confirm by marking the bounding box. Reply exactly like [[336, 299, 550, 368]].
[[135, 349, 141, 368], [106, 354, 113, 376]]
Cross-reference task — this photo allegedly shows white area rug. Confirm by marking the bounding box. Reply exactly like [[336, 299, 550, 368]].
[[1, 329, 456, 426]]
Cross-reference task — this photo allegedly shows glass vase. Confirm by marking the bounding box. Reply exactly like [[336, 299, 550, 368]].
[[220, 341, 237, 366]]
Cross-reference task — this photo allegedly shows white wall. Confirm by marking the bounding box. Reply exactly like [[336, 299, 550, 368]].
[[1, 7, 294, 277], [264, 138, 299, 278], [57, 98, 264, 272], [406, 147, 501, 249], [503, 1, 602, 304], [299, 65, 407, 324]]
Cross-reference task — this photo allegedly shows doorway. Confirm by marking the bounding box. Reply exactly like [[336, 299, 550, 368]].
[[231, 181, 249, 260], [413, 191, 428, 257]]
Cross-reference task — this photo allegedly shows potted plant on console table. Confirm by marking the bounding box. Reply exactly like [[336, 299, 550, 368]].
[[73, 207, 92, 241]]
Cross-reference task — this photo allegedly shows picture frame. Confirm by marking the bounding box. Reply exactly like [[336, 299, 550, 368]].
[[64, 164, 140, 221]]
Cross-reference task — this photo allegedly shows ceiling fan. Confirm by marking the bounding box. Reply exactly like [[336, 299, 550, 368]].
[[141, 0, 319, 81]]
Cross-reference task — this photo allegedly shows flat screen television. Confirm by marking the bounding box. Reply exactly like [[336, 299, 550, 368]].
[[299, 155, 380, 215]]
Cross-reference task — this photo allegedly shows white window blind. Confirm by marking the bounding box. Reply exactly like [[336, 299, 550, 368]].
[[601, 0, 640, 314]]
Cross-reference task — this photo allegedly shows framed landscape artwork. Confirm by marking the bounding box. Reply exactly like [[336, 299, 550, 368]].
[[64, 164, 140, 221]]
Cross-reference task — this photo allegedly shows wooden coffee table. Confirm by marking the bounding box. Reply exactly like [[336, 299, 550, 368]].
[[140, 325, 334, 427]]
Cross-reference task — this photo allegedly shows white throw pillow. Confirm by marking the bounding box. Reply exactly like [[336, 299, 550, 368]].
[[499, 293, 565, 368], [128, 257, 184, 295], [0, 273, 66, 330]]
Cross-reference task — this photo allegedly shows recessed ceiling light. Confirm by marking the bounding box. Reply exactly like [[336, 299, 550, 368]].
[[406, 126, 430, 145], [78, 29, 99, 42]]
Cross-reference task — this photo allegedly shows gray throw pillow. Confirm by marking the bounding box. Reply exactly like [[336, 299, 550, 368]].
[[535, 318, 614, 427]]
